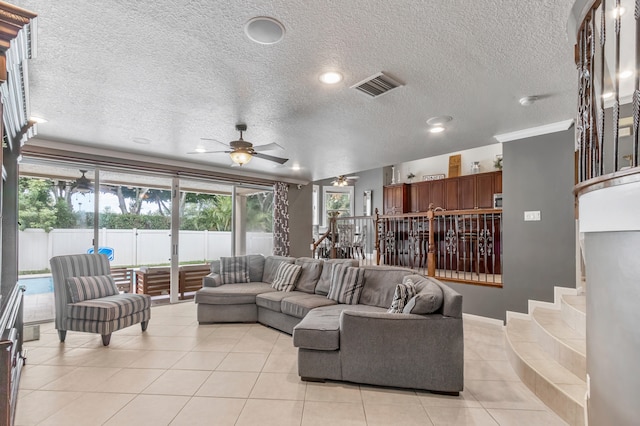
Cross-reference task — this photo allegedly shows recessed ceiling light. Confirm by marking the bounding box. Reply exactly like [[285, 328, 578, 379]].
[[426, 116, 453, 126], [619, 70, 633, 79], [429, 126, 445, 133], [319, 71, 343, 85], [132, 137, 151, 145], [244, 17, 285, 45], [193, 147, 207, 153], [29, 116, 47, 124], [291, 164, 301, 171], [602, 91, 613, 99]]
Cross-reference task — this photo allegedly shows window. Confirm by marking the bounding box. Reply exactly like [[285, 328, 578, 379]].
[[322, 186, 354, 226]]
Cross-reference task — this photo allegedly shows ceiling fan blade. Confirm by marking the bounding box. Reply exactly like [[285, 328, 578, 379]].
[[253, 152, 289, 164], [253, 142, 283, 152], [200, 138, 230, 148], [187, 150, 230, 154]]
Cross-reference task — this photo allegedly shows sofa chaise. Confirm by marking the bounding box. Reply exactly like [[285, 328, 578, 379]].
[[194, 254, 463, 394]]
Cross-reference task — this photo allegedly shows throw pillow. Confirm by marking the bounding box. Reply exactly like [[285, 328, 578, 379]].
[[271, 262, 302, 292], [66, 275, 119, 303], [402, 278, 444, 314], [388, 280, 417, 313], [327, 265, 364, 304], [220, 256, 250, 284]]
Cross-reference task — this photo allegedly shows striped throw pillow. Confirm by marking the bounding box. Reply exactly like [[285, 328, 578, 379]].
[[271, 262, 302, 292], [327, 265, 364, 304], [66, 275, 119, 303], [388, 280, 417, 313], [220, 256, 250, 284]]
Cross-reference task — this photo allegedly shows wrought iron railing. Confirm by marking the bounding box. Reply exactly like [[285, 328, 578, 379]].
[[311, 213, 376, 264], [311, 207, 502, 286], [575, 0, 639, 182]]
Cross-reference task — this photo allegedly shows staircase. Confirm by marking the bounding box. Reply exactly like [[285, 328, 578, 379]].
[[505, 287, 586, 425]]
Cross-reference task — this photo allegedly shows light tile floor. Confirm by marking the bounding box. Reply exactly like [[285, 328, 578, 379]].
[[17, 302, 567, 425]]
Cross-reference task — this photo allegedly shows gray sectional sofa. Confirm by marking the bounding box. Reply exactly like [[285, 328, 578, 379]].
[[194, 254, 463, 394]]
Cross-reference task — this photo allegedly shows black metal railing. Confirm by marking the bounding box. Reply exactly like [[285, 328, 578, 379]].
[[312, 207, 502, 286], [575, 0, 639, 182]]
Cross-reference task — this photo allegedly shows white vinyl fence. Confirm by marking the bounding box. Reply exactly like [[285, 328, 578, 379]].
[[19, 228, 273, 271]]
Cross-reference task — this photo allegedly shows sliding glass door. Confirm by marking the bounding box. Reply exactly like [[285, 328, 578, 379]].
[[18, 158, 276, 321]]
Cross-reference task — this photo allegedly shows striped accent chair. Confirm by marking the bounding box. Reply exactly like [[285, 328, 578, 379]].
[[50, 254, 151, 346]]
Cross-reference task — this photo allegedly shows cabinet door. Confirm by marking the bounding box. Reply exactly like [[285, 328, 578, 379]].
[[397, 184, 409, 213], [445, 178, 459, 210], [383, 184, 409, 214], [494, 171, 502, 194], [409, 184, 419, 212], [383, 186, 394, 214], [476, 173, 495, 208], [417, 181, 431, 212], [430, 180, 445, 209], [458, 176, 476, 210]]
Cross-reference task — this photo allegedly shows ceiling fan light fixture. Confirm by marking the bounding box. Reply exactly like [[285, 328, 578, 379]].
[[429, 126, 445, 133], [332, 175, 355, 186], [230, 149, 253, 166]]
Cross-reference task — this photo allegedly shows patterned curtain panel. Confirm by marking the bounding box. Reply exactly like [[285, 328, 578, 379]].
[[273, 182, 290, 256]]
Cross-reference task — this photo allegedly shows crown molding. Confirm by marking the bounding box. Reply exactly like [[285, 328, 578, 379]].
[[493, 119, 575, 143]]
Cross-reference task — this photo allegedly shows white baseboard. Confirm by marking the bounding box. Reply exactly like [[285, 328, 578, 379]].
[[506, 311, 531, 323], [463, 313, 504, 329]]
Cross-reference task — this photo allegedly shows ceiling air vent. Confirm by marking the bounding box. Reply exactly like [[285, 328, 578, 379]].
[[351, 72, 403, 98]]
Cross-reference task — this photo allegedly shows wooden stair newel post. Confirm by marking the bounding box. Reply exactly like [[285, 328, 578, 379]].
[[329, 211, 339, 259], [427, 204, 436, 277]]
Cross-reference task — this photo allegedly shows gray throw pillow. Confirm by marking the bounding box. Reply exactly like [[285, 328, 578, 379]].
[[263, 256, 295, 283], [315, 259, 359, 295], [220, 256, 250, 284], [294, 257, 323, 293], [388, 280, 417, 313], [66, 275, 119, 303], [327, 265, 364, 304], [402, 277, 444, 314], [271, 262, 302, 292]]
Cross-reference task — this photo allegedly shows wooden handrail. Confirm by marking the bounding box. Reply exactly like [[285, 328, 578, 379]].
[[377, 208, 502, 220]]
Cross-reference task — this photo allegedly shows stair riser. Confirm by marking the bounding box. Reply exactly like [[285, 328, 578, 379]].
[[532, 315, 586, 380], [561, 298, 586, 337], [505, 333, 585, 425]]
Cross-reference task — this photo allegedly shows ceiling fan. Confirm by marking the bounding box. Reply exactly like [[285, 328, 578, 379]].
[[332, 175, 359, 186], [189, 124, 289, 166], [72, 170, 93, 193]]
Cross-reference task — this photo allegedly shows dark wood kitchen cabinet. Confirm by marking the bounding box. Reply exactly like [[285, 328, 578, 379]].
[[383, 183, 409, 214]]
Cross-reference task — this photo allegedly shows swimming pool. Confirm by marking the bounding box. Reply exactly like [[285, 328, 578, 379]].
[[19, 276, 54, 295]]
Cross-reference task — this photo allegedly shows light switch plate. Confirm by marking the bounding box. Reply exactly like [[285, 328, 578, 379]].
[[524, 211, 541, 221]]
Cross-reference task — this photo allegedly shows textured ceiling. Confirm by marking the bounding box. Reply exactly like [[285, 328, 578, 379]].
[[15, 0, 577, 182]]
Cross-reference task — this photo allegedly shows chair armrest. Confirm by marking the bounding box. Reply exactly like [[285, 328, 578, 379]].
[[203, 272, 222, 287]]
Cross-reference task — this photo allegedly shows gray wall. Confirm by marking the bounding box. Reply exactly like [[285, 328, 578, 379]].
[[445, 128, 576, 320], [353, 167, 385, 217], [583, 231, 640, 426], [287, 184, 313, 257], [313, 167, 386, 221]]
